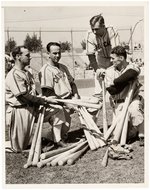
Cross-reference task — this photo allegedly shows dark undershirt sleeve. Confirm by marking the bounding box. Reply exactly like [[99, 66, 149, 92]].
[[41, 87, 56, 97], [106, 69, 138, 95], [106, 83, 127, 95], [114, 69, 138, 86], [17, 93, 45, 106]]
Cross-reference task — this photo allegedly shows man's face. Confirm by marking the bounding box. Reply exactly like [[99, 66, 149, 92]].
[[48, 45, 61, 63], [91, 22, 105, 36], [19, 48, 31, 66], [110, 53, 123, 68]]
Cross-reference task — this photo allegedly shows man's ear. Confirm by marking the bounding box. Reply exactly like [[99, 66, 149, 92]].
[[119, 56, 124, 61], [16, 54, 20, 60]]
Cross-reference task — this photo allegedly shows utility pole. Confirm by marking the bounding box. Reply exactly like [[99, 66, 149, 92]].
[[130, 27, 133, 53], [39, 28, 43, 66], [70, 29, 75, 79], [7, 28, 10, 53]]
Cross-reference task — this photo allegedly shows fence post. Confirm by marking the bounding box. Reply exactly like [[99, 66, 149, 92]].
[[70, 29, 75, 79], [130, 27, 133, 54], [7, 28, 10, 53], [39, 28, 43, 66]]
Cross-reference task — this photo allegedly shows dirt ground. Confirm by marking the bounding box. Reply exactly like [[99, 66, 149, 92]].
[[5, 103, 145, 185]]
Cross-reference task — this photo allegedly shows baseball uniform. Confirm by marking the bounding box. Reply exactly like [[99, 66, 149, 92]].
[[6, 67, 65, 152], [39, 63, 74, 99], [39, 62, 75, 137], [104, 63, 144, 138], [86, 27, 118, 95]]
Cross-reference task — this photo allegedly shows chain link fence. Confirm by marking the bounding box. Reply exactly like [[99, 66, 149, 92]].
[[5, 25, 144, 80]]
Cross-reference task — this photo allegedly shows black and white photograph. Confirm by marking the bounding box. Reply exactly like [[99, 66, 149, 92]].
[[1, 0, 149, 187]]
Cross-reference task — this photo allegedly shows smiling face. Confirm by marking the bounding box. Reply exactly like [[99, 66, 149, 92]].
[[110, 53, 124, 68], [48, 45, 61, 64]]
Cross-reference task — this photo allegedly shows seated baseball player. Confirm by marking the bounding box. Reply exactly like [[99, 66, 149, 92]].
[[5, 46, 67, 153], [96, 46, 144, 146], [39, 42, 80, 141]]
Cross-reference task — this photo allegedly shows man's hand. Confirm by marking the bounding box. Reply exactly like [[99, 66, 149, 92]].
[[45, 96, 58, 104], [72, 94, 80, 100], [96, 68, 106, 80]]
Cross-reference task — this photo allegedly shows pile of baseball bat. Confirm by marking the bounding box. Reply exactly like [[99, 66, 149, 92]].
[[24, 106, 45, 168], [101, 81, 136, 167], [78, 106, 106, 150], [37, 139, 88, 168], [104, 81, 136, 145], [55, 97, 102, 110], [24, 105, 89, 168]]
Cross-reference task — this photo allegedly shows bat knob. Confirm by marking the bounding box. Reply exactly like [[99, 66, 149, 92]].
[[23, 164, 28, 169], [58, 160, 64, 166], [67, 159, 73, 165], [37, 162, 43, 168], [40, 154, 45, 160], [46, 163, 51, 166]]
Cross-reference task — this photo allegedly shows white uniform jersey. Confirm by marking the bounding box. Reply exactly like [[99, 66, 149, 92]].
[[39, 62, 74, 99], [86, 27, 119, 69]]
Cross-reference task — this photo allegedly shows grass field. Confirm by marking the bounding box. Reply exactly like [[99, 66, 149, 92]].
[[5, 74, 145, 186], [5, 106, 145, 184]]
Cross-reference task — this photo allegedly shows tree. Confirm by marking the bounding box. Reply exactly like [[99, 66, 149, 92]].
[[80, 39, 86, 50], [24, 33, 42, 52], [59, 41, 71, 52], [5, 38, 17, 53]]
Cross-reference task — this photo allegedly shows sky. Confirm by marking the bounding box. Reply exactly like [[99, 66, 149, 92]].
[[3, 3, 146, 48]]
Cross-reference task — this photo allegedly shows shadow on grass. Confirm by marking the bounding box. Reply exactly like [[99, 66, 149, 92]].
[[67, 128, 84, 143]]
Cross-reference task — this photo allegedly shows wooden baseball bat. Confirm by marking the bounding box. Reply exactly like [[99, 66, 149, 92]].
[[113, 81, 136, 143], [58, 151, 76, 166], [55, 99, 102, 109], [104, 114, 121, 141], [80, 110, 100, 149], [81, 107, 102, 134], [50, 140, 88, 166], [80, 96, 100, 104], [120, 111, 129, 145], [40, 139, 84, 160], [101, 148, 109, 167], [32, 107, 45, 166], [67, 145, 89, 165], [58, 144, 88, 166], [79, 108, 100, 149], [78, 113, 96, 150], [102, 80, 108, 135], [37, 151, 65, 168], [23, 112, 40, 168], [80, 107, 105, 147]]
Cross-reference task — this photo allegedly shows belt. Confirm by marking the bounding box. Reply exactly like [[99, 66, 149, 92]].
[[114, 99, 125, 104], [12, 104, 28, 108]]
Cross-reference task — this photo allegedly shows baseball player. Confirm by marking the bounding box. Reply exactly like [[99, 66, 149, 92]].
[[39, 42, 80, 141], [96, 46, 144, 146], [85, 14, 119, 122], [86, 14, 119, 96], [5, 46, 66, 152]]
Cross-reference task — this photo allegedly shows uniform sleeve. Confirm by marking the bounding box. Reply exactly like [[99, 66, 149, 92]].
[[39, 67, 54, 90], [86, 31, 96, 55], [9, 72, 27, 97]]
